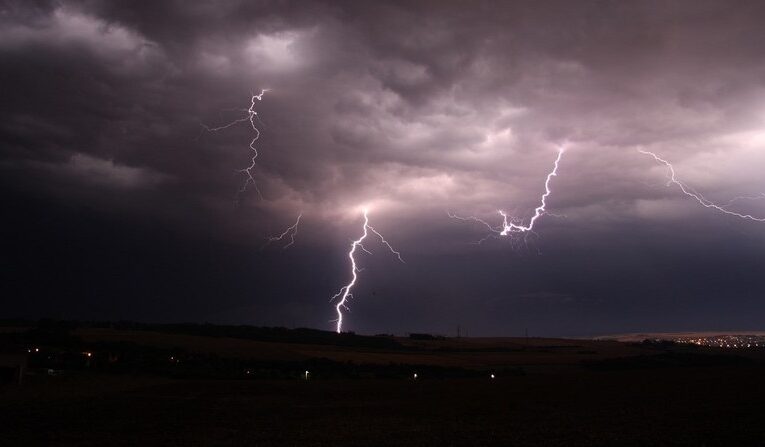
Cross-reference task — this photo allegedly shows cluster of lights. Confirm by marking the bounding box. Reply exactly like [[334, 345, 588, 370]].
[[408, 372, 496, 380], [674, 335, 764, 349], [28, 348, 93, 358], [272, 371, 502, 384], [28, 345, 504, 381]]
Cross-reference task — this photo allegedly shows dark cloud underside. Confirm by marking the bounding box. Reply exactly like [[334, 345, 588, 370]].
[[2, 0, 765, 335]]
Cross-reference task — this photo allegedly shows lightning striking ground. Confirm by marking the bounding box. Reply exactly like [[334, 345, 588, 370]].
[[264, 213, 302, 249], [449, 147, 566, 241], [201, 89, 269, 199], [330, 209, 404, 333], [639, 149, 765, 222]]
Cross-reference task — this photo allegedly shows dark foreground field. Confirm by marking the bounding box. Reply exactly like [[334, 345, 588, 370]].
[[3, 367, 765, 446], [2, 322, 765, 446]]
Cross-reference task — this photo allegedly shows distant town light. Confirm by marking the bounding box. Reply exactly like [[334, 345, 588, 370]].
[[304, 370, 310, 380], [490, 374, 495, 379], [413, 373, 418, 379], [673, 334, 765, 349]]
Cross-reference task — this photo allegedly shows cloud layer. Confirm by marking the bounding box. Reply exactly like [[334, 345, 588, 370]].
[[2, 0, 765, 335]]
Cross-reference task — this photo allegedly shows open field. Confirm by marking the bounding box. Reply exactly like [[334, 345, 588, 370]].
[[2, 322, 765, 446], [74, 327, 653, 370], [3, 367, 765, 446]]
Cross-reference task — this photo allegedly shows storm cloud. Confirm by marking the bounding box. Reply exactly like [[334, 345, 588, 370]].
[[2, 0, 765, 335]]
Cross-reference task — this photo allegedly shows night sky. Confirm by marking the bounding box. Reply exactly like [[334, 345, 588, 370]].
[[2, 0, 765, 336]]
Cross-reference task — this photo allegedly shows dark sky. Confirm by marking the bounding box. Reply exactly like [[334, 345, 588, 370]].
[[2, 0, 765, 336]]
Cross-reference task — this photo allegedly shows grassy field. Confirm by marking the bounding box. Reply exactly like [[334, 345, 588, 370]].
[[74, 327, 652, 370], [2, 324, 765, 446], [2, 367, 765, 446]]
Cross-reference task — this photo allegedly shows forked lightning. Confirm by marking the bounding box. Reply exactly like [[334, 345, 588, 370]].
[[331, 209, 404, 333], [201, 89, 269, 199], [265, 213, 302, 249], [450, 147, 566, 241], [639, 149, 765, 222]]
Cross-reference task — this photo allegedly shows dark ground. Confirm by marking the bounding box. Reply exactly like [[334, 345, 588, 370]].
[[2, 366, 765, 446], [2, 322, 765, 446]]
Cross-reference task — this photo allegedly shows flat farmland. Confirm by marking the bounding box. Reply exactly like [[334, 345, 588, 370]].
[[2, 366, 765, 446], [74, 328, 651, 370]]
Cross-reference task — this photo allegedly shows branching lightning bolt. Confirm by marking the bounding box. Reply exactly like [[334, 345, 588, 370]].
[[264, 213, 302, 249], [201, 91, 305, 248], [201, 89, 269, 200], [330, 209, 404, 333], [449, 147, 566, 241], [639, 149, 765, 222], [724, 193, 765, 207]]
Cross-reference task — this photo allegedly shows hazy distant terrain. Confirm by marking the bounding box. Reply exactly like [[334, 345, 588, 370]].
[[597, 331, 765, 342], [75, 327, 651, 370]]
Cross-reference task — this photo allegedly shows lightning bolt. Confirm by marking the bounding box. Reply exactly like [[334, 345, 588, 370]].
[[723, 193, 765, 207], [201, 89, 269, 200], [450, 147, 566, 241], [639, 149, 765, 222], [264, 213, 302, 249], [330, 209, 404, 333]]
